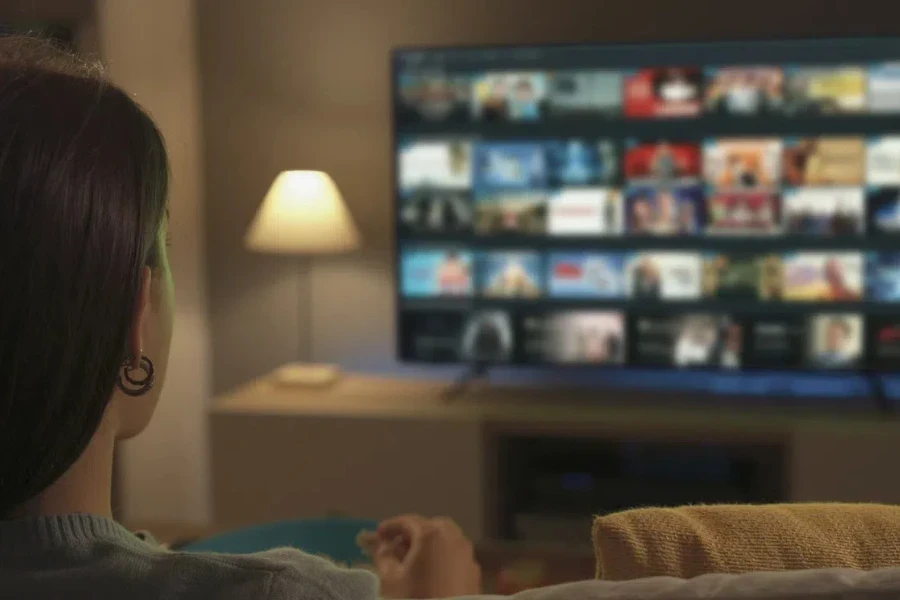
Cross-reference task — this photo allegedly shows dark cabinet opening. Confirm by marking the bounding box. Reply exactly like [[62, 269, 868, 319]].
[[493, 434, 787, 545]]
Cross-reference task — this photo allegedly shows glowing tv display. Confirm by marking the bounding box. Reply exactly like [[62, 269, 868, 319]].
[[393, 38, 900, 373]]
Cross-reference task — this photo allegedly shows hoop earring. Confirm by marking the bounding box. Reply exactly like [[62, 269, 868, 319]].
[[117, 355, 155, 397]]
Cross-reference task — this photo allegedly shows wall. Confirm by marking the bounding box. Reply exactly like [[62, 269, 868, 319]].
[[0, 0, 92, 21], [96, 0, 211, 524]]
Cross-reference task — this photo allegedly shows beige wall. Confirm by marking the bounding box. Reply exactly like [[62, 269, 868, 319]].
[[97, 0, 211, 524], [0, 0, 92, 20]]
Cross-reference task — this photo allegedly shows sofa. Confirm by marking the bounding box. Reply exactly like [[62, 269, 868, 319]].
[[460, 568, 900, 600], [464, 503, 900, 599]]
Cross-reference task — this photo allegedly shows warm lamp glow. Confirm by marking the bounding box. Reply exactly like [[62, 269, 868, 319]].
[[245, 171, 361, 254]]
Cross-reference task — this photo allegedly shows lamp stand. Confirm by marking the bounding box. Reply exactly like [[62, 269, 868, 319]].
[[272, 362, 341, 387], [271, 257, 341, 388]]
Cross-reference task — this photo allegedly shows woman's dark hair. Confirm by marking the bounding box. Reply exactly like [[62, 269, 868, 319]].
[[0, 37, 169, 515]]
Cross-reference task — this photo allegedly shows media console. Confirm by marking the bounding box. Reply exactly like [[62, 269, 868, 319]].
[[209, 371, 900, 548]]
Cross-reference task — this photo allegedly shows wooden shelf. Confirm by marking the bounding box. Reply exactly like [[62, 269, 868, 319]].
[[213, 373, 891, 436], [210, 370, 900, 558]]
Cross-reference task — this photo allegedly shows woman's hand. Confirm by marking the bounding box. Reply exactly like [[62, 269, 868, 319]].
[[372, 514, 482, 599]]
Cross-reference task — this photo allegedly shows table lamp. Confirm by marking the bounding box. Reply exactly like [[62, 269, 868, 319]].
[[245, 170, 361, 386]]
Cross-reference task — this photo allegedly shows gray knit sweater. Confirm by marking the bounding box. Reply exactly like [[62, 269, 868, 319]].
[[0, 514, 380, 599]]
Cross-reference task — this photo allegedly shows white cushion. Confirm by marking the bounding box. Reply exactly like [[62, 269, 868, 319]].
[[449, 567, 900, 600]]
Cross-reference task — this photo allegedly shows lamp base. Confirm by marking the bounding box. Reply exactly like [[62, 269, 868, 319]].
[[272, 363, 342, 387]]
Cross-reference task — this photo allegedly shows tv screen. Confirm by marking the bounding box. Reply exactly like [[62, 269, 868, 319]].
[[392, 38, 900, 374]]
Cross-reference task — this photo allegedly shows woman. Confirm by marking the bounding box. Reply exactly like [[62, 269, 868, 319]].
[[0, 37, 480, 599]]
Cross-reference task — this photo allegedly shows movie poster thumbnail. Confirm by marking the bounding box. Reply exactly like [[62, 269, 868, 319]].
[[473, 191, 548, 235], [702, 253, 784, 300], [868, 63, 900, 113], [477, 251, 544, 299], [867, 187, 900, 235], [547, 139, 618, 186], [782, 252, 864, 302], [547, 188, 624, 236], [704, 66, 784, 116], [705, 192, 781, 236], [782, 137, 865, 186], [398, 310, 467, 362], [782, 187, 865, 236], [546, 70, 623, 118], [866, 136, 900, 186], [399, 190, 472, 235], [623, 67, 703, 118], [807, 313, 864, 369], [783, 66, 866, 115], [542, 311, 626, 364], [547, 252, 627, 299], [867, 316, 900, 370], [630, 313, 743, 369], [625, 252, 702, 300], [471, 72, 547, 122], [461, 310, 515, 363], [743, 316, 807, 369], [624, 140, 701, 185], [398, 138, 473, 192], [866, 252, 900, 302], [400, 247, 473, 298], [472, 141, 548, 192], [395, 71, 471, 124], [704, 138, 782, 190], [625, 185, 704, 235]]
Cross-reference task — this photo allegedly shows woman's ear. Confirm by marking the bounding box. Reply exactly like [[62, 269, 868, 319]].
[[127, 266, 152, 367]]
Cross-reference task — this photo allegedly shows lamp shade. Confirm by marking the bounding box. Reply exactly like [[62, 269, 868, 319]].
[[245, 171, 361, 254]]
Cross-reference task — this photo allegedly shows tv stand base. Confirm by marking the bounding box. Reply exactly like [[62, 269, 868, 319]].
[[442, 362, 489, 402]]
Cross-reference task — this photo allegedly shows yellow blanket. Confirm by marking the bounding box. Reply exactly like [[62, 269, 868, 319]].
[[593, 503, 900, 581]]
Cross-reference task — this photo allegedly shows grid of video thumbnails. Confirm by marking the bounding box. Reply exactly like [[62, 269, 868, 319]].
[[396, 62, 900, 371], [396, 64, 900, 124]]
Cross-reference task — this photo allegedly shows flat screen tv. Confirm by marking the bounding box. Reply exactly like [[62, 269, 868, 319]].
[[392, 37, 900, 375]]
